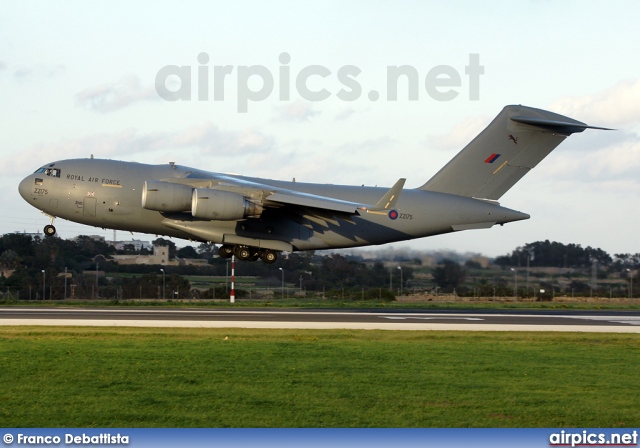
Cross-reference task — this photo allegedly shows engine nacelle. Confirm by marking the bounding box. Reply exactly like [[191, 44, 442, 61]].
[[142, 180, 193, 212], [192, 188, 263, 220]]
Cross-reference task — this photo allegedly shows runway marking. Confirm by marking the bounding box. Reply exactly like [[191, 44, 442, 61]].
[[564, 316, 640, 326], [382, 317, 484, 321]]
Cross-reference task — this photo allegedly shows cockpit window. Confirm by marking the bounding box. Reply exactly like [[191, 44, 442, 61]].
[[34, 167, 61, 177]]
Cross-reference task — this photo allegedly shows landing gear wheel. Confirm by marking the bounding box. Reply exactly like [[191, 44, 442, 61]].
[[234, 245, 252, 261], [44, 225, 56, 237], [218, 245, 233, 259], [260, 249, 277, 264]]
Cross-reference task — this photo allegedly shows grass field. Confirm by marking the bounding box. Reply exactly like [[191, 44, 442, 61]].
[[1, 327, 639, 427]]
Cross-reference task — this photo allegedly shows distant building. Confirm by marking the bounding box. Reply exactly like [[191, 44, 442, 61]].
[[111, 245, 206, 266], [112, 245, 174, 266], [149, 246, 169, 264], [11, 230, 43, 239], [71, 235, 106, 243], [470, 255, 491, 269], [112, 239, 153, 251]]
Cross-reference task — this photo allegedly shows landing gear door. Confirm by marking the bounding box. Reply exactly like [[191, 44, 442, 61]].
[[83, 197, 97, 217]]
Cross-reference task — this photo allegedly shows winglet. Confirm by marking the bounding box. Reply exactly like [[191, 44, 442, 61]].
[[374, 178, 406, 210]]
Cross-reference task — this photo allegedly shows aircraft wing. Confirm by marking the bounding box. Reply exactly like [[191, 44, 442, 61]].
[[165, 173, 406, 215], [264, 178, 407, 213]]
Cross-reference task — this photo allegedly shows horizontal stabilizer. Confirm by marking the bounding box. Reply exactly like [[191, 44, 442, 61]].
[[510, 116, 613, 135]]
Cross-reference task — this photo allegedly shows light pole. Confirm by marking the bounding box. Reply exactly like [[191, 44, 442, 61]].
[[41, 269, 45, 300], [628, 269, 634, 299], [511, 268, 517, 298], [225, 260, 229, 293], [278, 267, 284, 298], [397, 266, 403, 296], [526, 249, 534, 296], [160, 269, 165, 300], [95, 262, 99, 299], [299, 271, 312, 295], [64, 267, 67, 300]]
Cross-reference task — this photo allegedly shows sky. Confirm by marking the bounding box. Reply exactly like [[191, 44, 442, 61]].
[[1, 0, 639, 258]]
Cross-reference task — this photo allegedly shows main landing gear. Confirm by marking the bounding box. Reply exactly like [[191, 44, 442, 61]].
[[218, 244, 278, 264]]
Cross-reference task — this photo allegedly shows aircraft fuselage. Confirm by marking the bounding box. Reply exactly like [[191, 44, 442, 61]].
[[18, 158, 529, 254]]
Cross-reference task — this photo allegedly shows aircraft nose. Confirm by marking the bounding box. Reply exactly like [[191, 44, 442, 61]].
[[18, 176, 32, 201]]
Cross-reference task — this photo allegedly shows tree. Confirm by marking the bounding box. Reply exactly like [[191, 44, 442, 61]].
[[495, 240, 612, 268], [196, 243, 215, 259], [0, 250, 20, 270], [432, 260, 466, 291], [120, 244, 137, 254], [176, 245, 199, 259]]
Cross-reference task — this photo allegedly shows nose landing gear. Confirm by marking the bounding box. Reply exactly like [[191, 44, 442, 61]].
[[43, 215, 57, 237]]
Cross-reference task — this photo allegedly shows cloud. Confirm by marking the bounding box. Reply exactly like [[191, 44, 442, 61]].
[[241, 151, 362, 184], [550, 78, 640, 128], [0, 61, 7, 72], [161, 123, 275, 156], [540, 81, 640, 187], [273, 100, 320, 122], [335, 136, 397, 155], [75, 75, 158, 112], [540, 132, 640, 186], [12, 64, 64, 80], [3, 123, 276, 175], [334, 107, 357, 121]]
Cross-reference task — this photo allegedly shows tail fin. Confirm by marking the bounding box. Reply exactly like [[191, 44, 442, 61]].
[[419, 105, 611, 200]]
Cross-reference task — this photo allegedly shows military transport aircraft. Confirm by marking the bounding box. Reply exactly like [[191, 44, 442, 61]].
[[18, 105, 608, 263]]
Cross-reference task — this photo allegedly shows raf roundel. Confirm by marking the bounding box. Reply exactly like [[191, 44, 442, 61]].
[[388, 210, 399, 220]]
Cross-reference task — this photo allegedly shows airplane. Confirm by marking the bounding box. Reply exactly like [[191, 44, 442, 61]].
[[18, 105, 609, 264]]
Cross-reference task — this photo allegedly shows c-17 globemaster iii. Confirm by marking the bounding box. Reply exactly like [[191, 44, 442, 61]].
[[18, 105, 609, 263]]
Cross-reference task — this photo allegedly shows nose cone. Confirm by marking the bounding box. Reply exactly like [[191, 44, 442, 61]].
[[18, 176, 32, 202]]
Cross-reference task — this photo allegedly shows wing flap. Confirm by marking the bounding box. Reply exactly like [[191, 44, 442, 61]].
[[266, 191, 366, 214]]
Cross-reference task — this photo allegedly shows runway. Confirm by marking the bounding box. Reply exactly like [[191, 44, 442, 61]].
[[2, 307, 640, 332]]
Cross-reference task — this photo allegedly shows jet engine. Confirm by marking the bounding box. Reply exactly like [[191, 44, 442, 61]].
[[142, 180, 193, 212], [192, 188, 263, 220]]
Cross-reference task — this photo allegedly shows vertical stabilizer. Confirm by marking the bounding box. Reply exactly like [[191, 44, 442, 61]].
[[419, 105, 609, 200]]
